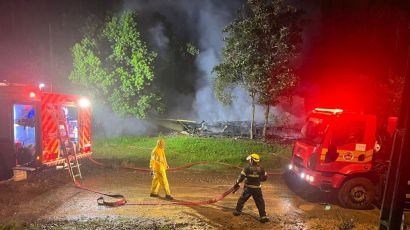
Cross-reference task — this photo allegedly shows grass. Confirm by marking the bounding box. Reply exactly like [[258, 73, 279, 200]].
[[92, 135, 292, 171], [0, 220, 23, 230]]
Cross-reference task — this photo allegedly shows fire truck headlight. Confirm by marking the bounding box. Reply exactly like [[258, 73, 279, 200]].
[[300, 172, 305, 179], [288, 164, 293, 170], [78, 98, 91, 108], [29, 92, 36, 98], [309, 176, 315, 182]]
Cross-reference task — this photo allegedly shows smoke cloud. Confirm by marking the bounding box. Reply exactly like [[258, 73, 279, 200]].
[[124, 0, 268, 123], [0, 1, 303, 137], [92, 103, 158, 137], [148, 24, 169, 52], [192, 0, 262, 122]]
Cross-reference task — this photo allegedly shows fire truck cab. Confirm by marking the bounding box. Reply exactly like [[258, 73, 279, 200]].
[[0, 83, 92, 181], [288, 108, 398, 209]]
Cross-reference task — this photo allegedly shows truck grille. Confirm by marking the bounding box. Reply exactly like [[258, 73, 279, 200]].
[[320, 180, 333, 191]]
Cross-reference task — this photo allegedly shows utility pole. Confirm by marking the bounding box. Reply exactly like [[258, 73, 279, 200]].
[[379, 49, 410, 229]]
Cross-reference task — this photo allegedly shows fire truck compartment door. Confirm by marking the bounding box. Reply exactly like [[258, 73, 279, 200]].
[[13, 104, 38, 165]]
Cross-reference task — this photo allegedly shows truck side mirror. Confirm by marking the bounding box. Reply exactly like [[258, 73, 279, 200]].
[[325, 143, 339, 163]]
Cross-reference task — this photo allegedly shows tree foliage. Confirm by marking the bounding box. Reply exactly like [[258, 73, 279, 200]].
[[213, 0, 302, 137], [214, 0, 301, 103], [70, 10, 164, 118]]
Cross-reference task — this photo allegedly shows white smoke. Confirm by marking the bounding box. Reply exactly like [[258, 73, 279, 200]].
[[92, 103, 157, 137], [123, 0, 267, 122], [272, 96, 307, 127], [149, 23, 169, 52], [192, 1, 266, 122]]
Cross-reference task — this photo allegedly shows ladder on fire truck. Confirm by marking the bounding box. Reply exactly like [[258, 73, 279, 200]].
[[49, 105, 83, 181]]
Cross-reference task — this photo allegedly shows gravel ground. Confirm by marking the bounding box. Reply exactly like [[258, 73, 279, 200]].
[[0, 160, 383, 229]]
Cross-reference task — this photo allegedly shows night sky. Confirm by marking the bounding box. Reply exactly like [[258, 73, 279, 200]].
[[296, 0, 410, 117], [0, 0, 409, 121], [0, 0, 119, 89]]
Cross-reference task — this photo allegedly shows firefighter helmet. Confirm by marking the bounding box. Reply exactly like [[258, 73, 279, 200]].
[[246, 153, 260, 162], [157, 138, 165, 148]]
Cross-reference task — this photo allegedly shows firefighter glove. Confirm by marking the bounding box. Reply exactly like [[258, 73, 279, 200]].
[[234, 183, 240, 190], [233, 183, 240, 194]]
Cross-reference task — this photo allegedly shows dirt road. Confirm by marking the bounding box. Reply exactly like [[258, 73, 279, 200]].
[[0, 162, 380, 229]]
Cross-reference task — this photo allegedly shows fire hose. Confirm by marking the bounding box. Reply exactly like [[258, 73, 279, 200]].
[[73, 180, 127, 207], [71, 167, 240, 207], [68, 157, 281, 207], [73, 179, 240, 207], [95, 183, 240, 207], [86, 156, 282, 175]]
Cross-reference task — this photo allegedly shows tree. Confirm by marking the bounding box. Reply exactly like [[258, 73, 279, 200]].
[[213, 0, 302, 139], [255, 0, 301, 136], [69, 10, 164, 118], [213, 3, 264, 139]]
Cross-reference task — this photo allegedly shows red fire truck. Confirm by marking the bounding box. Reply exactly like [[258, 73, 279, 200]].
[[287, 108, 404, 209], [0, 82, 92, 180]]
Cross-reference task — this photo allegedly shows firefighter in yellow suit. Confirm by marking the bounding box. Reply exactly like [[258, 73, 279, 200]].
[[150, 138, 174, 200]]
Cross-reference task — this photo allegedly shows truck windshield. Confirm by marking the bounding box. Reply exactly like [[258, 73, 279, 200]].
[[301, 116, 330, 144]]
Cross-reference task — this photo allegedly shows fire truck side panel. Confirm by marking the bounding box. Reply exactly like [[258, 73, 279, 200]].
[[78, 106, 92, 153], [41, 93, 59, 162], [314, 114, 374, 169], [1, 84, 92, 174], [0, 85, 42, 179], [40, 93, 92, 165], [333, 115, 376, 175], [0, 100, 16, 180]]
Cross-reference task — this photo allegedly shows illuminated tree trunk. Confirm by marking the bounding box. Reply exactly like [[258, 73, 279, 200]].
[[263, 105, 270, 138], [250, 92, 256, 140]]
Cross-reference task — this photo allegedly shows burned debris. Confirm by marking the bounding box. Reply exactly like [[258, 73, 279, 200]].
[[153, 119, 301, 140]]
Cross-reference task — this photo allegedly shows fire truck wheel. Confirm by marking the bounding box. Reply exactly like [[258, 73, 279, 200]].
[[338, 177, 375, 209]]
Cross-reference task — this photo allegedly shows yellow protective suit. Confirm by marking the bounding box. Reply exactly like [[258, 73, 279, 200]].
[[150, 139, 171, 196]]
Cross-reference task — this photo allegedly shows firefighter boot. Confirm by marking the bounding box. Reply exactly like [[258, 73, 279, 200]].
[[165, 195, 174, 200], [233, 210, 241, 216], [150, 193, 159, 197], [260, 216, 269, 223]]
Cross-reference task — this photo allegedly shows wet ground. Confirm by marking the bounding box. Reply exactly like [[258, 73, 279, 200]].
[[0, 161, 382, 229]]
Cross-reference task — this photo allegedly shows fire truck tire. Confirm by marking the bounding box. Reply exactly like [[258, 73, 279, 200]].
[[338, 177, 375, 209]]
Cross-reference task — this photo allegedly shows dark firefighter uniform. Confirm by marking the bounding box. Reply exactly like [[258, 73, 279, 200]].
[[233, 153, 269, 223]]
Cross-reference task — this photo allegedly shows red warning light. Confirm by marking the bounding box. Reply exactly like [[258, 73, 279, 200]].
[[29, 92, 36, 98]]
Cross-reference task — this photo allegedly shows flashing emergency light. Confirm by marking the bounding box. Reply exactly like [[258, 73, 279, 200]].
[[78, 98, 90, 108], [314, 108, 344, 114], [29, 92, 36, 98], [39, 83, 45, 91]]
